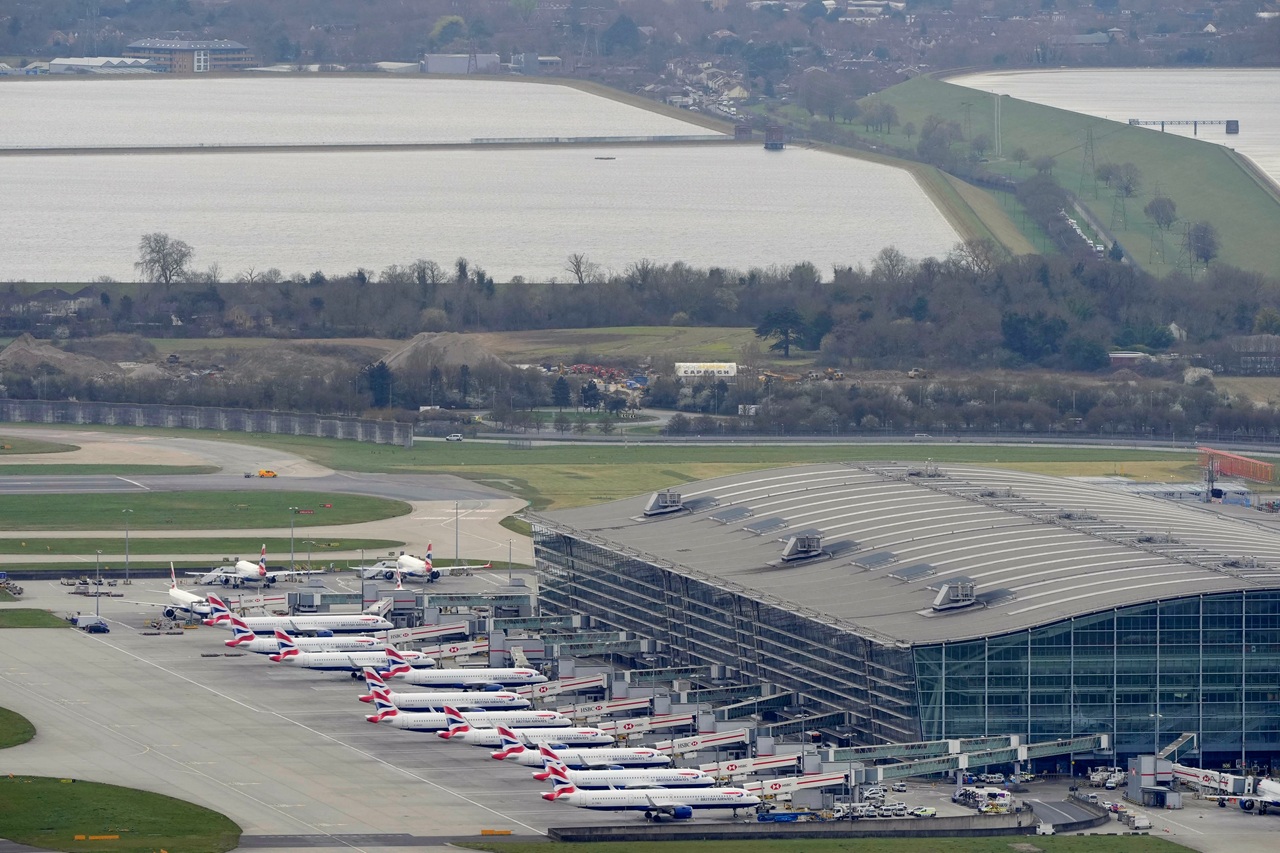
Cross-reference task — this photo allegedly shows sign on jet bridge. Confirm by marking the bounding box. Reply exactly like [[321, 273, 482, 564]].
[[419, 639, 489, 658], [383, 622, 469, 643], [654, 728, 749, 755], [744, 770, 850, 796], [557, 696, 652, 718], [600, 713, 695, 736], [515, 673, 608, 698], [699, 753, 799, 777]]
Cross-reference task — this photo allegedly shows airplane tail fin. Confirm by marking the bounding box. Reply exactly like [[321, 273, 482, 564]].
[[224, 615, 256, 646], [546, 760, 573, 791], [203, 593, 232, 625], [425, 541, 432, 564], [269, 629, 299, 661], [541, 772, 576, 801], [437, 706, 470, 739], [366, 690, 398, 722], [359, 667, 388, 702], [394, 568, 403, 590], [258, 544, 267, 578], [382, 646, 413, 677], [531, 743, 562, 778], [170, 561, 178, 590]]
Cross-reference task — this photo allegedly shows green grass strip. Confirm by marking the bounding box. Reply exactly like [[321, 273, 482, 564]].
[[0, 776, 240, 853], [0, 609, 74, 628], [0, 436, 78, 454], [0, 706, 36, 749], [0, 491, 410, 532], [0, 537, 402, 557], [461, 836, 1188, 853]]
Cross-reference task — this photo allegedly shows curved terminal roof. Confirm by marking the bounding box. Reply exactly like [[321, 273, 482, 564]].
[[539, 463, 1280, 645]]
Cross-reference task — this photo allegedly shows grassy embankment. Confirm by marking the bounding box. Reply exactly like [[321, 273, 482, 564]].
[[0, 491, 408, 532], [138, 432, 1211, 511], [0, 609, 73, 628], [462, 837, 1186, 853], [0, 436, 78, 454], [0, 706, 36, 748], [856, 76, 1280, 275], [0, 776, 240, 853]]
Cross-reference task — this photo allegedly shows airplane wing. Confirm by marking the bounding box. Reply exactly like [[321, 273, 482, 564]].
[[264, 569, 325, 581], [186, 568, 228, 584]]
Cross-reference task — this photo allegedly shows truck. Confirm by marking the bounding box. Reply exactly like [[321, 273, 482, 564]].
[[907, 367, 928, 379], [245, 469, 278, 478], [1126, 813, 1152, 830]]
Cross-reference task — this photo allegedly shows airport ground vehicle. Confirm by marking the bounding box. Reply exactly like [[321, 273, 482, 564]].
[[909, 806, 937, 817], [446, 434, 463, 441]]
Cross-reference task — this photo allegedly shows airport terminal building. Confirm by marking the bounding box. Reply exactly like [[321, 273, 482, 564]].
[[532, 464, 1280, 768]]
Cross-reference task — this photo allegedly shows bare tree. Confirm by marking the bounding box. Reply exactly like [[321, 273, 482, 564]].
[[565, 253, 601, 285], [1115, 162, 1142, 197], [1011, 146, 1028, 169], [1144, 195, 1178, 230], [135, 232, 193, 286], [1185, 221, 1220, 266], [1030, 155, 1056, 175]]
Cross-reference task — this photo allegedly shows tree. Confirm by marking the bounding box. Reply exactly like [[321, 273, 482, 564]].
[[755, 308, 807, 358], [1114, 162, 1142, 197], [364, 361, 393, 408], [565, 253, 600, 285], [1011, 146, 1028, 169], [551, 376, 572, 410], [1144, 195, 1178, 230], [553, 410, 572, 434], [572, 414, 590, 435], [135, 232, 193, 286], [580, 379, 602, 410], [601, 14, 641, 54], [1185, 221, 1220, 266], [1030, 155, 1056, 175], [598, 413, 616, 435], [970, 133, 991, 159], [839, 100, 861, 124], [903, 121, 916, 141]]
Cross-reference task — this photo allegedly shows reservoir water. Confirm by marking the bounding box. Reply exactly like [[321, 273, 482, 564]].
[[0, 78, 959, 282], [951, 68, 1280, 185]]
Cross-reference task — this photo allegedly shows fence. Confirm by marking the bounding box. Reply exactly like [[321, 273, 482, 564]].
[[0, 400, 412, 446]]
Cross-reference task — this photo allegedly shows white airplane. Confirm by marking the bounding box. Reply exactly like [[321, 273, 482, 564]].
[[497, 737, 672, 769], [269, 638, 434, 675], [441, 720, 613, 748], [541, 779, 760, 820], [358, 669, 530, 710], [1239, 778, 1280, 814], [538, 748, 713, 789], [393, 665, 548, 690], [204, 594, 393, 633], [361, 542, 491, 582], [223, 619, 380, 654], [365, 696, 569, 730], [189, 544, 323, 586]]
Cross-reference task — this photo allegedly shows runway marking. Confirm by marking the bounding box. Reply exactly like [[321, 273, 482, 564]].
[[1153, 811, 1205, 835], [116, 477, 149, 490]]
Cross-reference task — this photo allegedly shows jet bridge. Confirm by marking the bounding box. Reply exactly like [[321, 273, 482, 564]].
[[823, 734, 1110, 782]]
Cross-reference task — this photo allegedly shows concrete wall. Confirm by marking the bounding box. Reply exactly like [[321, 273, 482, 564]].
[[549, 812, 1033, 842]]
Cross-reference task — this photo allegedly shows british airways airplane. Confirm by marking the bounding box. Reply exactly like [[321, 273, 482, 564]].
[[538, 748, 714, 789], [269, 636, 433, 675], [392, 664, 547, 690], [189, 545, 323, 586], [204, 594, 393, 633], [442, 720, 613, 748], [358, 669, 530, 710], [541, 779, 760, 820], [365, 695, 569, 729], [495, 734, 672, 769], [223, 619, 380, 654]]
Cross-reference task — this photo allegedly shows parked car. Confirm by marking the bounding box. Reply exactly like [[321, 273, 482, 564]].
[[891, 781, 908, 792], [445, 433, 463, 442], [909, 807, 937, 818]]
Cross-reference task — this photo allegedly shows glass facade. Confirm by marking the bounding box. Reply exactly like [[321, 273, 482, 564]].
[[536, 527, 919, 744], [914, 592, 1280, 768]]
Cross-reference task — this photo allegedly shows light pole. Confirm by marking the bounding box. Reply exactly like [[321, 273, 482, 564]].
[[507, 538, 512, 581], [454, 501, 460, 568], [304, 539, 315, 570], [121, 508, 133, 585], [289, 506, 299, 571], [1149, 712, 1164, 756], [94, 550, 102, 618]]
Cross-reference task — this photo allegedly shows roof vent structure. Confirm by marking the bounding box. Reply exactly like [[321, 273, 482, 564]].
[[780, 533, 824, 562], [931, 581, 977, 612], [643, 489, 684, 517]]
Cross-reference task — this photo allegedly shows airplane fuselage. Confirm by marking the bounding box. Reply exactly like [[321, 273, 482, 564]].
[[547, 787, 760, 811], [445, 727, 613, 747], [214, 614, 393, 633], [550, 768, 714, 789], [504, 747, 671, 768], [363, 690, 530, 710], [274, 649, 433, 671], [375, 710, 569, 731], [397, 667, 547, 688]]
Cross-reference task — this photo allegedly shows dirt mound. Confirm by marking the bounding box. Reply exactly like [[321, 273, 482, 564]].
[[187, 341, 388, 384], [0, 333, 122, 380], [381, 332, 511, 372], [62, 334, 157, 362]]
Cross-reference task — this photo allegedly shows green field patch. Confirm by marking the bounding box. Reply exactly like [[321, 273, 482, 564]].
[[0, 776, 240, 853], [0, 491, 410, 532], [462, 835, 1186, 853], [0, 706, 36, 749], [0, 537, 402, 557], [499, 516, 533, 538], [0, 435, 78, 454], [0, 465, 219, 476], [0, 609, 74, 628], [472, 326, 759, 364], [863, 76, 1280, 275]]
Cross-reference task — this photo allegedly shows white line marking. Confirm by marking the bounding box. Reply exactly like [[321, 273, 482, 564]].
[[117, 477, 149, 490]]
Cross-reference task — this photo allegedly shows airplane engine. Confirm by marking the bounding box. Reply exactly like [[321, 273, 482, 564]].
[[429, 570, 441, 581], [383, 570, 397, 580], [481, 683, 505, 692], [671, 806, 694, 820], [1241, 798, 1255, 811], [163, 607, 178, 619], [315, 629, 335, 637]]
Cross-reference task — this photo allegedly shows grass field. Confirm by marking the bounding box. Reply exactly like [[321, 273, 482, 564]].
[[0, 491, 409, 531], [471, 327, 762, 365], [462, 837, 1186, 853], [0, 465, 219, 476], [0, 588, 15, 601], [0, 536, 402, 557], [861, 76, 1280, 275], [0, 706, 36, 749], [0, 776, 240, 853], [0, 435, 78, 454], [0, 609, 74, 628]]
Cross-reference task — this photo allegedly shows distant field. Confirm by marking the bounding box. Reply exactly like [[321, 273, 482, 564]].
[[0, 609, 72, 628], [463, 835, 1186, 853], [0, 435, 78, 454], [471, 327, 762, 364], [0, 492, 409, 531], [863, 77, 1280, 275], [0, 707, 36, 749], [146, 337, 401, 356], [1210, 377, 1280, 408], [0, 536, 401, 556], [0, 775, 240, 853]]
